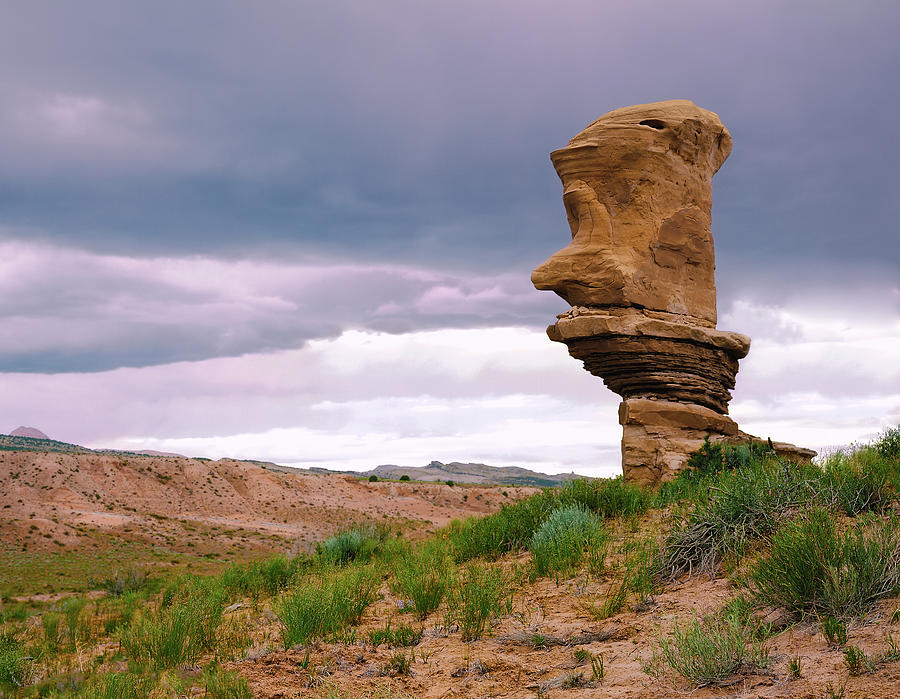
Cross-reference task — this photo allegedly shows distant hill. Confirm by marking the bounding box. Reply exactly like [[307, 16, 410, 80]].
[[0, 433, 184, 458], [9, 426, 50, 439], [0, 433, 580, 486], [0, 433, 93, 454], [0, 450, 539, 572], [311, 460, 581, 488]]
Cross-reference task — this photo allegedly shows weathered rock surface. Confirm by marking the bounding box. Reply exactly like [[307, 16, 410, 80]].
[[532, 100, 731, 326], [533, 100, 814, 485], [549, 307, 749, 414]]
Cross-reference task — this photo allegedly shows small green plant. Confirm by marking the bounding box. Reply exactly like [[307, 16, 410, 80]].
[[445, 480, 455, 487], [62, 595, 89, 648], [586, 540, 660, 619], [119, 590, 225, 668], [884, 632, 900, 661], [327, 625, 358, 645], [0, 634, 27, 689], [368, 475, 379, 482], [317, 526, 382, 565], [825, 681, 846, 699], [79, 671, 149, 699], [368, 621, 423, 648], [559, 477, 649, 519], [690, 438, 769, 475], [527, 633, 547, 649], [654, 610, 765, 687], [589, 652, 605, 681], [399, 475, 411, 481], [201, 661, 253, 699], [874, 425, 900, 459], [591, 575, 628, 620], [391, 540, 454, 619], [751, 509, 900, 619], [278, 566, 380, 647], [42, 611, 61, 650], [221, 555, 303, 598], [573, 648, 590, 663], [821, 616, 848, 646], [445, 563, 509, 641], [0, 602, 28, 623], [561, 672, 586, 688], [383, 650, 414, 676], [623, 537, 661, 604], [529, 504, 607, 580], [843, 645, 872, 676], [788, 656, 802, 678]]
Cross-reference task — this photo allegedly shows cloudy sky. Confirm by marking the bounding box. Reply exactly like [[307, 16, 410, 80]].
[[2, 1, 898, 476]]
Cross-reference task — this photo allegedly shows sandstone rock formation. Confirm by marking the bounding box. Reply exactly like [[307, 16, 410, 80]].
[[533, 100, 814, 485]]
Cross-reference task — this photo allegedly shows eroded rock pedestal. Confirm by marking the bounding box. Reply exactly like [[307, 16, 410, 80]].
[[532, 100, 814, 485]]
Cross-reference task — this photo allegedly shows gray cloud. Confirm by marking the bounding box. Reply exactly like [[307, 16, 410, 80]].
[[0, 241, 564, 372], [0, 1, 897, 280]]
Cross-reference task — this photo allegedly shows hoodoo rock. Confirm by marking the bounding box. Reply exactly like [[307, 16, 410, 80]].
[[533, 100, 815, 485]]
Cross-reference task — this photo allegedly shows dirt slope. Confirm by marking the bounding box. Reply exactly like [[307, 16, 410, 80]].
[[0, 451, 535, 559]]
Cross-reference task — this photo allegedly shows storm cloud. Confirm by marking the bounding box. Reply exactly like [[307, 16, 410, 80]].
[[0, 240, 562, 371], [1, 1, 897, 471], [2, 1, 898, 271]]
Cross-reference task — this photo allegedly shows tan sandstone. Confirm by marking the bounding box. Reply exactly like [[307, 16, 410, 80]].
[[532, 100, 814, 485]]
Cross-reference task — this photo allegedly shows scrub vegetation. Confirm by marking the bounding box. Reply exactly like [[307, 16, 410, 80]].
[[1, 426, 899, 695]]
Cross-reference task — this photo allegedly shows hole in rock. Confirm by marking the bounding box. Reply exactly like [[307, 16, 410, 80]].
[[639, 119, 666, 130]]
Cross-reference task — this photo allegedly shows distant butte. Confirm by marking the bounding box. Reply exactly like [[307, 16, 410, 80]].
[[9, 426, 50, 439]]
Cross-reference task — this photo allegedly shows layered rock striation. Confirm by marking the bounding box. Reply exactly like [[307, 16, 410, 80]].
[[533, 100, 814, 485]]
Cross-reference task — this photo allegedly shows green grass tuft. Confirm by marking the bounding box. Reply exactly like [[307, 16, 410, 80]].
[[391, 540, 454, 619], [874, 425, 900, 460], [201, 662, 253, 699], [80, 671, 149, 699], [444, 563, 510, 641], [652, 605, 767, 687], [750, 508, 900, 619], [558, 477, 649, 518], [317, 526, 383, 566], [529, 504, 607, 580], [220, 554, 304, 598], [660, 459, 813, 578], [0, 633, 28, 689], [368, 621, 423, 648], [821, 616, 848, 646], [119, 589, 225, 668], [447, 490, 559, 562], [818, 452, 891, 515], [277, 566, 380, 647]]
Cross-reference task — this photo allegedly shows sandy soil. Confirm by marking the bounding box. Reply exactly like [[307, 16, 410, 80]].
[[228, 560, 900, 699]]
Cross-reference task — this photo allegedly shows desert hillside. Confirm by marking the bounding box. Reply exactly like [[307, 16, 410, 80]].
[[0, 451, 535, 593]]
